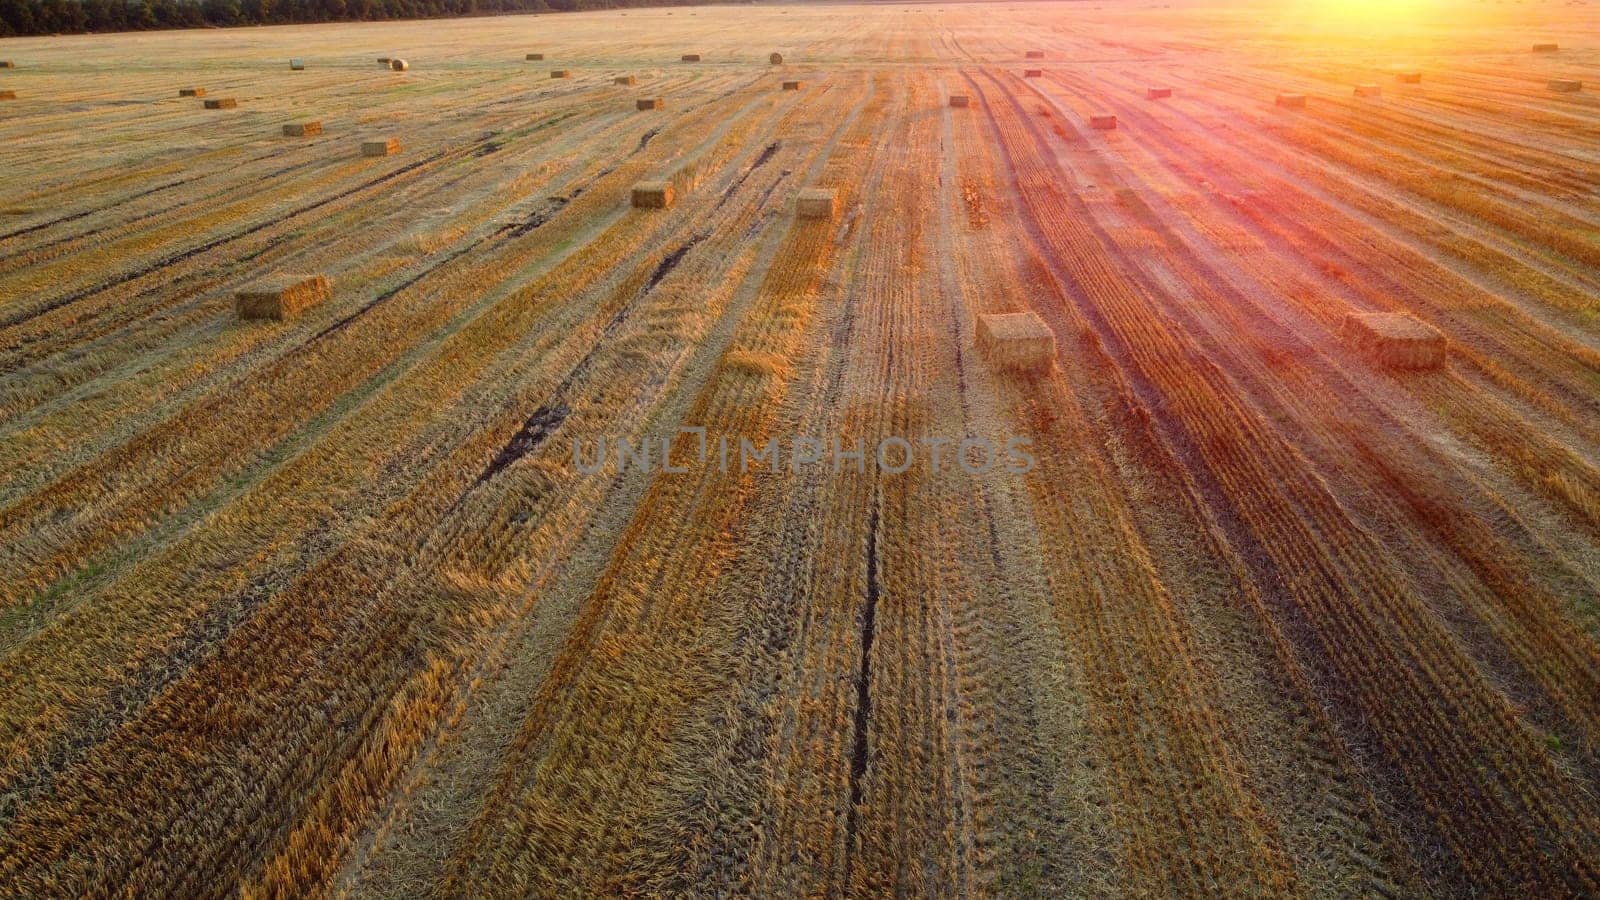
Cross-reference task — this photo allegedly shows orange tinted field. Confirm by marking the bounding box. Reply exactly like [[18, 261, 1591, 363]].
[[1, 1, 1598, 894]]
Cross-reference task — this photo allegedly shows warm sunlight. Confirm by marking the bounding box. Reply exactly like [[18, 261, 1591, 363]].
[[3, 0, 1598, 895]]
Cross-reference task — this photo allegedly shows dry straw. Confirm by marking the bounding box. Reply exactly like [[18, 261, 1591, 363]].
[[796, 187, 837, 219], [978, 312, 1056, 373], [631, 181, 675, 209], [236, 273, 331, 321], [1342, 312, 1446, 370]]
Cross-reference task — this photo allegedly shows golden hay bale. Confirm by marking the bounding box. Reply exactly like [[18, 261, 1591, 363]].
[[0, 90, 14, 100], [681, 54, 702, 62], [283, 121, 322, 137], [289, 58, 305, 70], [1024, 69, 1043, 78], [1396, 71, 1422, 83], [526, 52, 545, 61], [1549, 79, 1583, 93], [204, 98, 238, 109], [1146, 86, 1172, 99], [978, 312, 1056, 373], [1342, 312, 1446, 370], [236, 273, 330, 321], [377, 57, 391, 65], [551, 69, 571, 78], [796, 187, 837, 219], [637, 97, 663, 110], [1090, 114, 1117, 130], [390, 58, 409, 71], [631, 181, 674, 209], [769, 52, 784, 65], [1532, 43, 1559, 53], [949, 93, 970, 107], [1275, 93, 1307, 108], [361, 138, 400, 157], [614, 75, 637, 85], [179, 87, 205, 97], [0, 61, 13, 68], [782, 80, 803, 91], [1025, 50, 1045, 59], [1355, 83, 1382, 97]]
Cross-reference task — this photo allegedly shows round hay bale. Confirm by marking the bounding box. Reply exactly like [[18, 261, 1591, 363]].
[[770, 52, 784, 65]]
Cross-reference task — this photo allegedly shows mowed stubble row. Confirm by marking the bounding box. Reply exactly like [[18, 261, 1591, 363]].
[[0, 1, 1598, 895]]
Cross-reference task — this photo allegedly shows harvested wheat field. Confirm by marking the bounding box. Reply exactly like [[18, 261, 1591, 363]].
[[1, 0, 1600, 895]]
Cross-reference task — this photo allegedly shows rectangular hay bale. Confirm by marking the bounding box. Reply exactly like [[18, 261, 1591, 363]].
[[179, 87, 205, 97], [527, 53, 545, 61], [631, 180, 674, 209], [636, 97, 663, 110], [950, 93, 970, 108], [614, 75, 637, 85], [236, 273, 330, 321], [1355, 83, 1382, 97], [361, 138, 400, 157], [1397, 71, 1422, 83], [1025, 50, 1045, 59], [1024, 69, 1043, 78], [0, 61, 13, 68], [1146, 87, 1172, 100], [283, 121, 322, 137], [796, 187, 836, 219], [681, 54, 702, 62], [0, 90, 14, 101], [1549, 79, 1583, 93], [551, 70, 570, 79], [782, 80, 803, 91], [204, 98, 237, 109], [1533, 43, 1559, 53], [1275, 93, 1306, 108], [978, 312, 1056, 373], [1342, 312, 1446, 370], [1090, 114, 1117, 130], [289, 58, 305, 70]]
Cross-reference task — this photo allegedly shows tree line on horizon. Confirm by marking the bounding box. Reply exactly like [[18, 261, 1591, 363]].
[[0, 0, 729, 38]]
